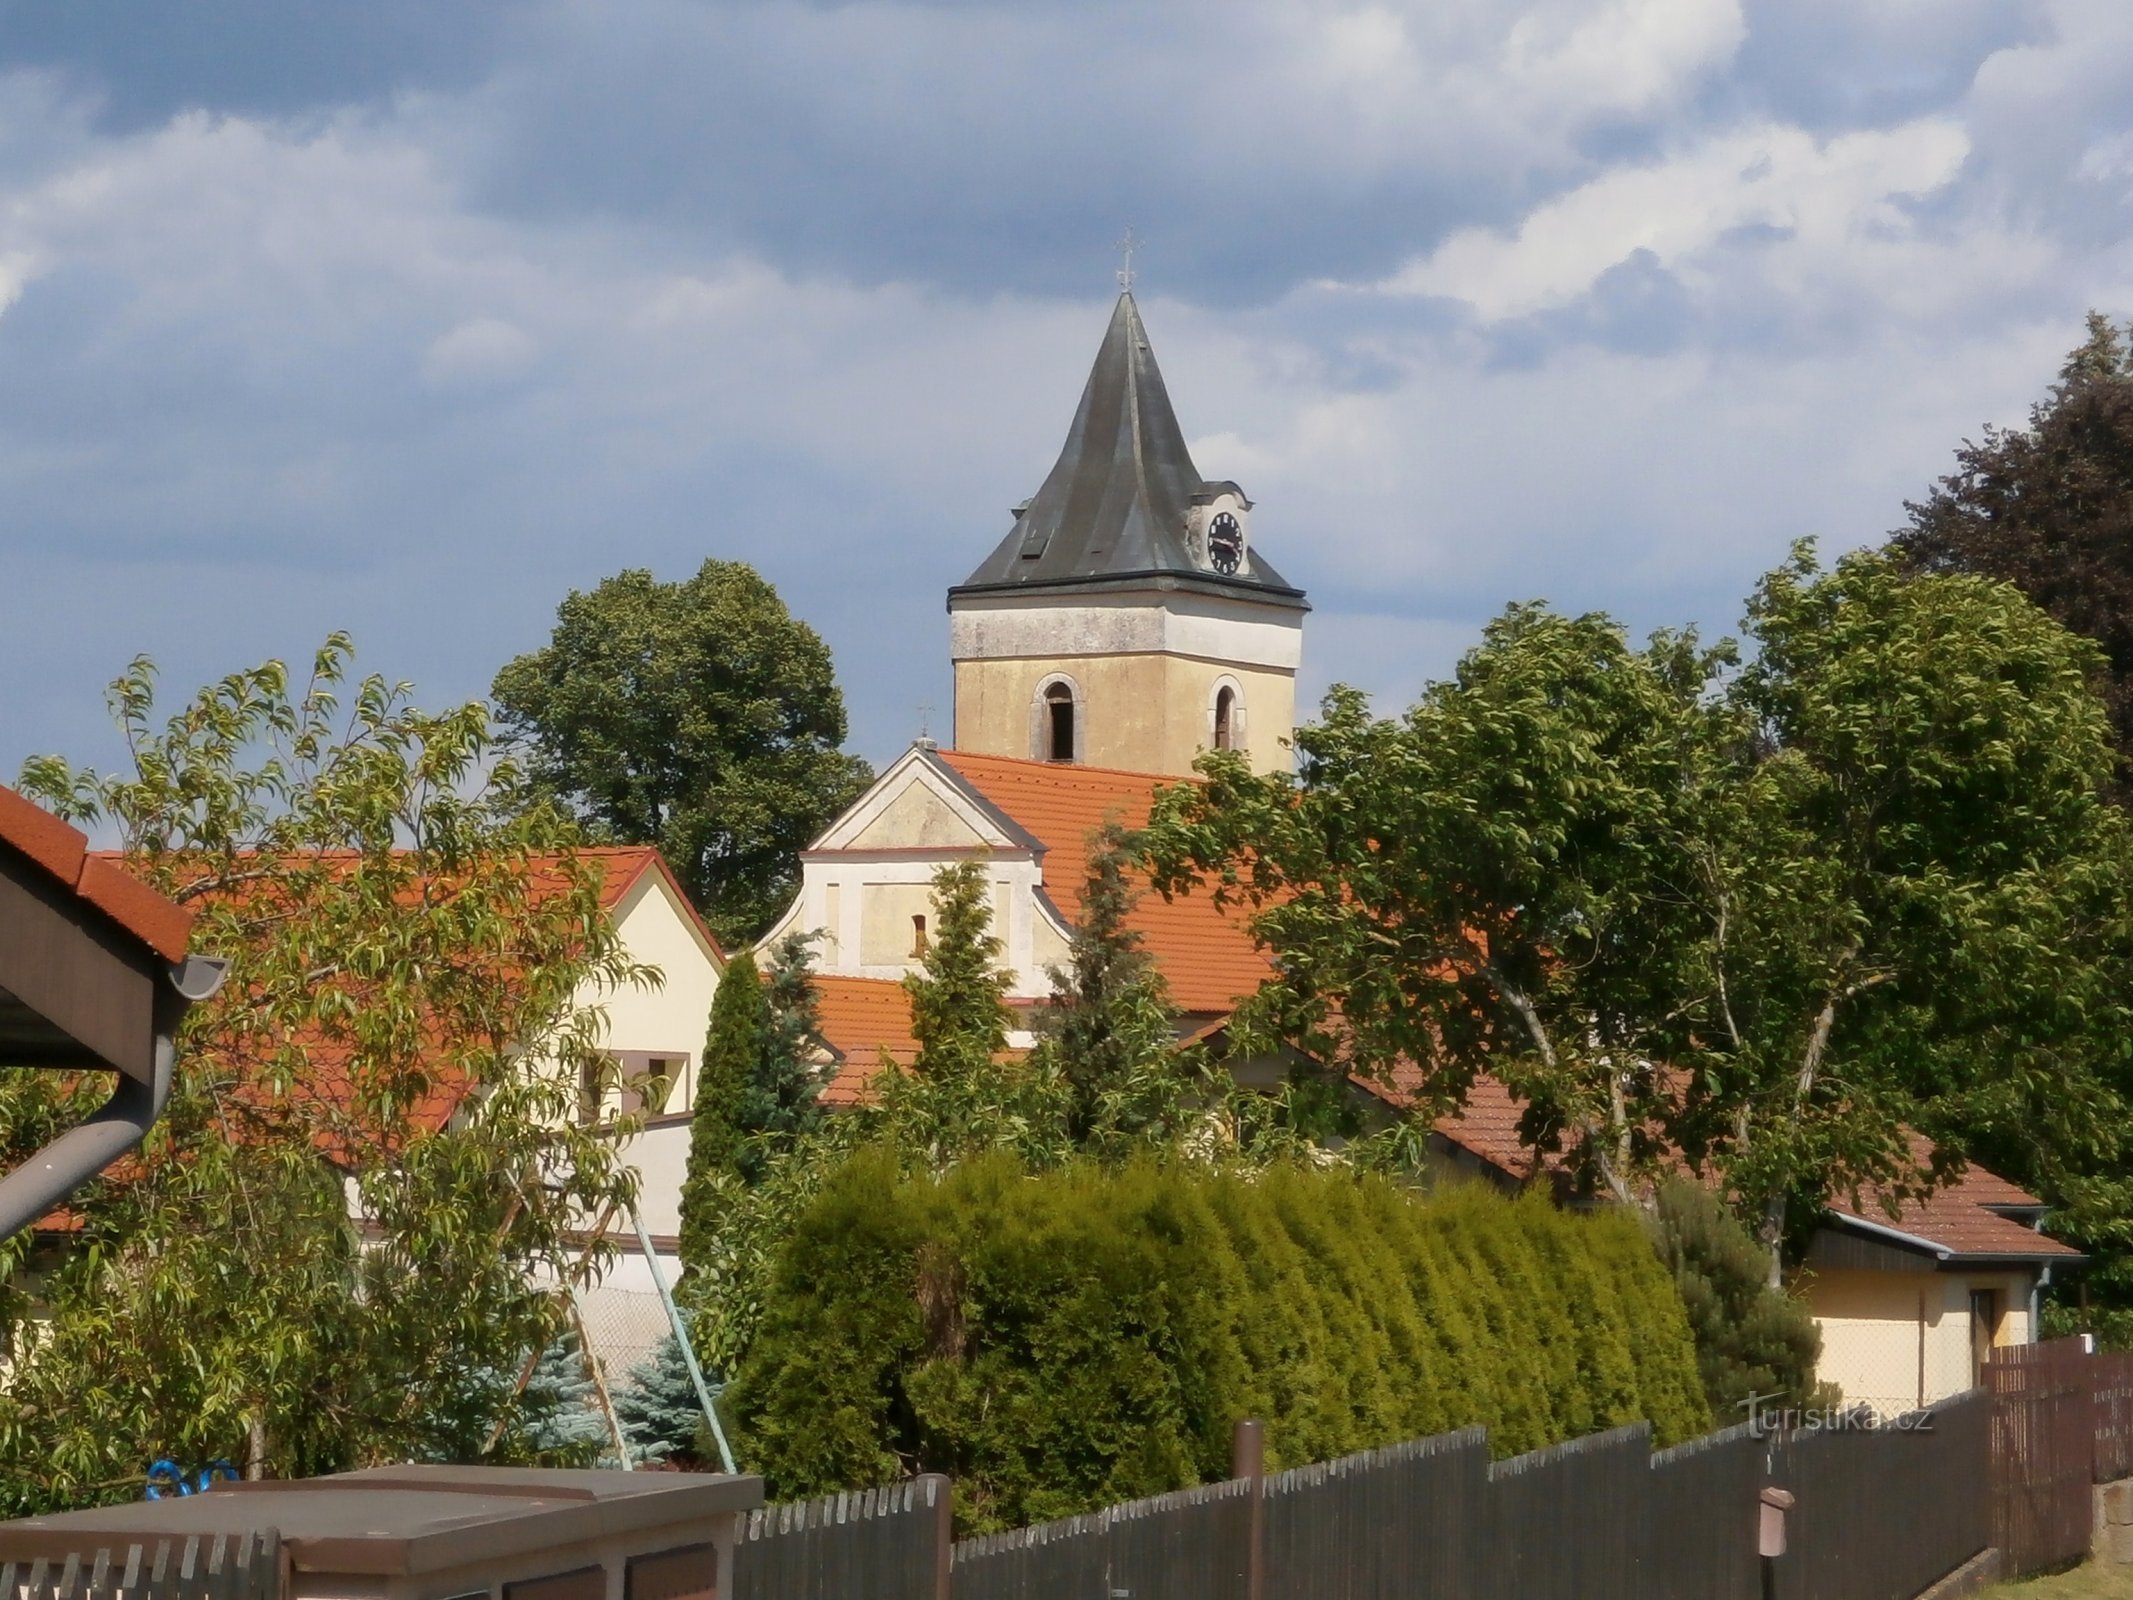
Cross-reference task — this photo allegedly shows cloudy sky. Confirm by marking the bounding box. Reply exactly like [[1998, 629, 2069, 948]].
[[3, 0, 2130, 778]]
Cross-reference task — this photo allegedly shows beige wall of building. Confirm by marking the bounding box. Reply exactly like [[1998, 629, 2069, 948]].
[[949, 586, 1305, 778], [566, 868, 724, 1125], [1801, 1266, 2034, 1416], [954, 652, 1296, 776]]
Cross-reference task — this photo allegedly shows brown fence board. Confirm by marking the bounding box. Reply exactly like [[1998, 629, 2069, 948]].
[[1648, 1421, 1763, 1600], [1770, 1390, 1990, 1600], [1484, 1424, 1651, 1600], [1261, 1425, 1486, 1600], [2094, 1349, 2133, 1485], [953, 1477, 1252, 1600], [735, 1477, 947, 1600], [1988, 1337, 2096, 1574]]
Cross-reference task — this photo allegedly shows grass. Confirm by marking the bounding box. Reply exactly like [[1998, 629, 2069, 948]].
[[1997, 1564, 2133, 1597]]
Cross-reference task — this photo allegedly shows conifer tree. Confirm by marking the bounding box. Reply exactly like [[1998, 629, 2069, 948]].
[[680, 951, 764, 1272], [613, 1335, 708, 1465], [520, 1330, 608, 1462], [904, 860, 1012, 1082], [1030, 824, 1188, 1149], [1646, 1178, 1821, 1415], [736, 931, 828, 1182]]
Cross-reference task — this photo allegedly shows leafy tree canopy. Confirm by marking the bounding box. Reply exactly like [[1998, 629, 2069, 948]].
[[1892, 313, 2133, 794], [1144, 547, 2133, 1270], [4, 638, 648, 1509], [491, 560, 873, 946]]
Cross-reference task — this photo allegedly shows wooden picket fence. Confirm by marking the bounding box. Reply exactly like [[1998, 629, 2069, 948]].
[[0, 1532, 281, 1600], [734, 1477, 947, 1600], [734, 1401, 1987, 1600]]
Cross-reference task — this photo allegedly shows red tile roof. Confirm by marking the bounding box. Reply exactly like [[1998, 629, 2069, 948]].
[[1833, 1136, 2080, 1262], [813, 976, 921, 1107], [1839, 1181, 2083, 1261], [0, 785, 194, 963], [1398, 1068, 2080, 1264], [81, 844, 699, 1141], [809, 974, 1042, 1108], [938, 751, 1273, 1014]]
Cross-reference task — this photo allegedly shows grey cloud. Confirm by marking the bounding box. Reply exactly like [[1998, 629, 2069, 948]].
[[3, 0, 2131, 796], [0, 1, 505, 130]]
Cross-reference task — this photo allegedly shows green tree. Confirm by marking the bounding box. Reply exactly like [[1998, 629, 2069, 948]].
[[1144, 548, 2133, 1275], [1645, 1179, 1821, 1418], [1892, 313, 2133, 793], [613, 1335, 708, 1465], [1148, 603, 1724, 1205], [904, 860, 1013, 1084], [6, 638, 648, 1509], [730, 1154, 1708, 1530], [517, 1330, 609, 1464], [739, 932, 829, 1178], [679, 949, 763, 1273], [1028, 824, 1194, 1150], [491, 561, 874, 945]]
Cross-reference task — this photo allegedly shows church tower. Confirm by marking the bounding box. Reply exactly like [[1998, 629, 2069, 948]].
[[948, 293, 1308, 776]]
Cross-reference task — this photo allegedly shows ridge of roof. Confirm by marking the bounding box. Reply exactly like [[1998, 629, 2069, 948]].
[[953, 293, 1299, 600], [0, 785, 193, 963]]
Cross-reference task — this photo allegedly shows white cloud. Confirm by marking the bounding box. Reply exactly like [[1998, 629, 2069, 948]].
[[1380, 119, 1971, 320], [0, 249, 38, 317], [422, 316, 537, 386], [1499, 0, 1747, 121]]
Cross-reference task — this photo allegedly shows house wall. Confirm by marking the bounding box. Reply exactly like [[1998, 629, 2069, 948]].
[[569, 871, 723, 1123], [1800, 1265, 2035, 1416]]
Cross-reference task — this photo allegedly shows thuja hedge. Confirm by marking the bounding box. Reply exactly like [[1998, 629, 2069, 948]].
[[728, 1152, 1709, 1533]]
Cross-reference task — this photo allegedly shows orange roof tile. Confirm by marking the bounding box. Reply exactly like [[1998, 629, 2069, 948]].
[[1841, 1177, 2083, 1261], [937, 751, 1272, 1014], [1834, 1135, 2079, 1261], [0, 784, 194, 963], [812, 976, 921, 1107], [1404, 1069, 2080, 1263]]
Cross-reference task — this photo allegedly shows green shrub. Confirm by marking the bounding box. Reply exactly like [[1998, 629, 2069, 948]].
[[730, 1157, 1711, 1530], [1646, 1177, 1822, 1416]]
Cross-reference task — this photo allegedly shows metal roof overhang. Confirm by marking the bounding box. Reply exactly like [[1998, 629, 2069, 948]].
[[0, 840, 221, 1241], [1824, 1209, 2086, 1268]]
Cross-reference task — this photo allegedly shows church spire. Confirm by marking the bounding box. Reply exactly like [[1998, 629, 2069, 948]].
[[952, 293, 1303, 601]]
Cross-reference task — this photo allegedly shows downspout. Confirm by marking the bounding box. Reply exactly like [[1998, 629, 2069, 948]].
[[0, 955, 226, 1245]]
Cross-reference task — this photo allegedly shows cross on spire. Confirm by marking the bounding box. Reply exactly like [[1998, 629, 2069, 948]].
[[1116, 229, 1139, 292]]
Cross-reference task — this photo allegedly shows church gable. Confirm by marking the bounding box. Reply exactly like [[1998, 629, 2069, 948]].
[[849, 779, 989, 852], [809, 746, 1029, 857]]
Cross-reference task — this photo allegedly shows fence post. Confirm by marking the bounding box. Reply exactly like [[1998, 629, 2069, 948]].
[[928, 1474, 954, 1600], [1233, 1419, 1266, 1600]]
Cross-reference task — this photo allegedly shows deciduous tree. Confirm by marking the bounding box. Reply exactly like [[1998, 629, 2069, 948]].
[[1892, 313, 2133, 792], [5, 638, 649, 1508], [1145, 549, 2133, 1276], [491, 561, 874, 945]]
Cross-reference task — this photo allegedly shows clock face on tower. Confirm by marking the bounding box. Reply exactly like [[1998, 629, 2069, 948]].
[[1207, 512, 1243, 575]]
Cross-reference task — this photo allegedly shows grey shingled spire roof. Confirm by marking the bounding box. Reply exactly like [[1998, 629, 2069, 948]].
[[951, 293, 1306, 605]]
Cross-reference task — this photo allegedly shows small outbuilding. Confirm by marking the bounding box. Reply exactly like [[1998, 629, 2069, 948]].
[[0, 1466, 764, 1600]]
